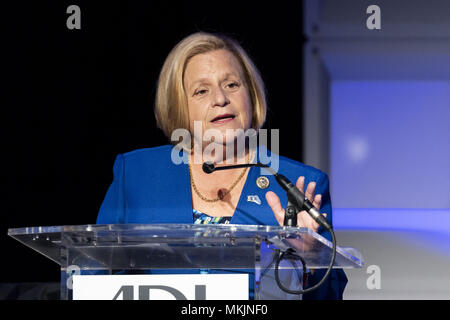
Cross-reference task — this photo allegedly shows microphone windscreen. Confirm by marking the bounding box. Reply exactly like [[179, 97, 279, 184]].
[[202, 162, 215, 174]]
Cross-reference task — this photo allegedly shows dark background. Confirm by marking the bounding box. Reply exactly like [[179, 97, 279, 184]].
[[1, 1, 304, 284]]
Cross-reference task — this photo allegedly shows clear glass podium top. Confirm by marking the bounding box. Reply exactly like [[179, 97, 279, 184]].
[[8, 224, 364, 270]]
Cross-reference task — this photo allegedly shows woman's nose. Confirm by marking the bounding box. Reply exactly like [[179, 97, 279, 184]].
[[212, 87, 230, 107]]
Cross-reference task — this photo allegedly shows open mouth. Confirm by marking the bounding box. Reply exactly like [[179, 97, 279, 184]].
[[210, 114, 236, 123]]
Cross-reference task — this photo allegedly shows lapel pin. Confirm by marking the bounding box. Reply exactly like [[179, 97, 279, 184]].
[[247, 195, 262, 205], [256, 176, 270, 189]]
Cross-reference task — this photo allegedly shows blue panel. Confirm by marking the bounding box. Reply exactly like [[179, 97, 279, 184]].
[[330, 81, 450, 209], [333, 208, 450, 233]]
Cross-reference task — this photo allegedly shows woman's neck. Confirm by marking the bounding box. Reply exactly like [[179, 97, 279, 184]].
[[190, 139, 254, 166]]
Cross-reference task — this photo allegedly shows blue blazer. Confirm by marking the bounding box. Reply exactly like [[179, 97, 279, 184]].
[[97, 144, 347, 299]]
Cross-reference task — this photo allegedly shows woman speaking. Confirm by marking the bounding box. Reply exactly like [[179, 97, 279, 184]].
[[96, 32, 347, 299]]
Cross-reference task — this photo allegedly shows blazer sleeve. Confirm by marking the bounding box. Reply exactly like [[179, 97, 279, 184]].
[[96, 154, 126, 224], [302, 171, 348, 300]]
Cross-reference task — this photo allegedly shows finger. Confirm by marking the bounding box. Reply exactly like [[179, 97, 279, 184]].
[[313, 193, 322, 209], [297, 210, 308, 228], [265, 191, 285, 226], [296, 176, 305, 193], [305, 181, 316, 202], [297, 210, 319, 231]]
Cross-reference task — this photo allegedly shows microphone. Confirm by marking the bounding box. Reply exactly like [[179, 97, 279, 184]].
[[275, 174, 331, 230], [202, 162, 331, 230], [202, 160, 337, 296], [202, 162, 215, 174]]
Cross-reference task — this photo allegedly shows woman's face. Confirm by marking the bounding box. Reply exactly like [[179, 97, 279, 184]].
[[183, 49, 253, 147]]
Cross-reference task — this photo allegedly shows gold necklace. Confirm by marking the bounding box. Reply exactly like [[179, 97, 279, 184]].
[[188, 152, 250, 203]]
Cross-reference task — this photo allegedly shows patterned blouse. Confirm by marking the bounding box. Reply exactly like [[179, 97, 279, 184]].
[[193, 209, 232, 224]]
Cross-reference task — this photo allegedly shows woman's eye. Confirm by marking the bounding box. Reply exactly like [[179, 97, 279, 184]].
[[194, 89, 208, 96], [227, 82, 240, 89]]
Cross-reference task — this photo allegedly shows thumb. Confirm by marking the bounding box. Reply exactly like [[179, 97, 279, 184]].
[[265, 191, 285, 226]]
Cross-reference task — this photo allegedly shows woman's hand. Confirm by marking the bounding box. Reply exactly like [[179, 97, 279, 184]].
[[265, 176, 327, 233]]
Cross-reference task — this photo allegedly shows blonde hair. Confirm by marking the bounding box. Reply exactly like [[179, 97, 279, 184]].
[[154, 32, 267, 139]]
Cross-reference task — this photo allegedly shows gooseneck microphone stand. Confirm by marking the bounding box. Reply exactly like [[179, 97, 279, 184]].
[[202, 161, 337, 295]]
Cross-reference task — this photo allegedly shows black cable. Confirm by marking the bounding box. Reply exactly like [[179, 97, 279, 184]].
[[287, 250, 307, 286], [202, 161, 337, 295], [255, 248, 307, 299], [274, 228, 337, 295]]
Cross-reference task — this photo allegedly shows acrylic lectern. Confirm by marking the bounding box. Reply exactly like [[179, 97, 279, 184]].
[[8, 224, 363, 300]]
